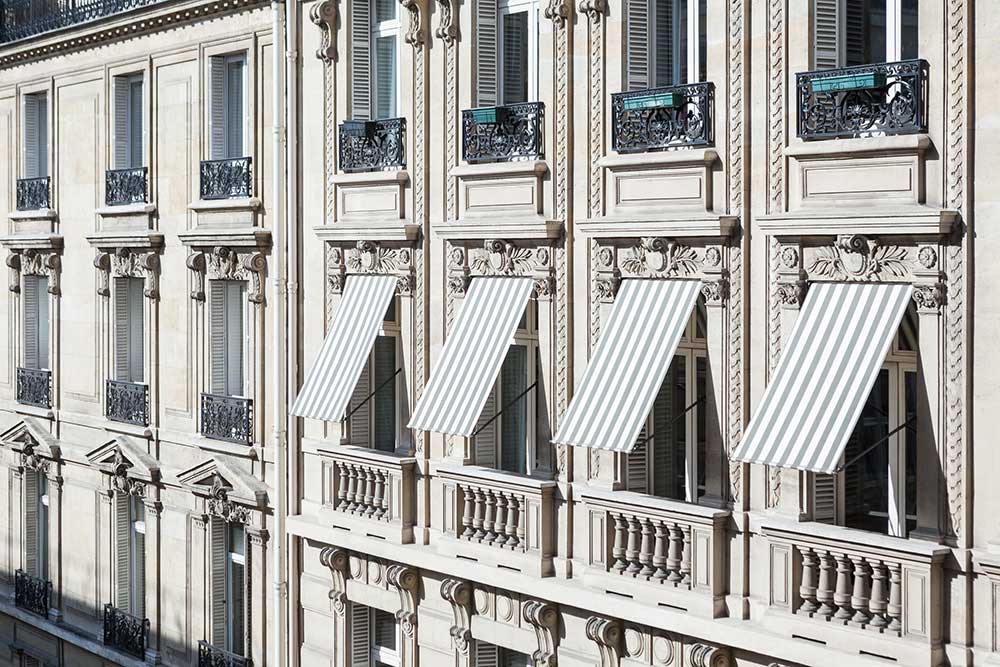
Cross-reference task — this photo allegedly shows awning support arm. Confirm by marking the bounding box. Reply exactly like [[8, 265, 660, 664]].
[[834, 417, 917, 473], [470, 381, 539, 438], [342, 367, 403, 423], [633, 395, 705, 447]]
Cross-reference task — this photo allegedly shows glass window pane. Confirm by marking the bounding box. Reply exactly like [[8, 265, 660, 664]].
[[499, 648, 532, 667], [375, 0, 396, 22], [501, 11, 528, 104], [373, 336, 397, 452], [844, 369, 890, 534], [374, 35, 397, 119], [698, 0, 706, 81], [373, 609, 397, 650], [905, 370, 917, 532], [901, 0, 919, 59], [696, 356, 707, 498], [229, 523, 245, 557], [653, 0, 675, 86], [500, 345, 528, 474], [652, 355, 686, 500]]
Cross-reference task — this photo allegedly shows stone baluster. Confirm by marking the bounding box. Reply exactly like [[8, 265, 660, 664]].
[[346, 464, 360, 511], [472, 488, 486, 540], [850, 556, 871, 625], [868, 561, 888, 628], [611, 514, 628, 574], [372, 470, 386, 519], [798, 548, 819, 614], [666, 524, 682, 583], [336, 464, 350, 510], [494, 494, 508, 546], [483, 490, 497, 543], [886, 562, 902, 633], [504, 493, 519, 549], [651, 521, 667, 581], [833, 553, 854, 621], [461, 486, 475, 538], [363, 468, 376, 516], [680, 524, 692, 587], [816, 551, 835, 618], [625, 515, 641, 575], [515, 495, 526, 550], [638, 519, 654, 578]]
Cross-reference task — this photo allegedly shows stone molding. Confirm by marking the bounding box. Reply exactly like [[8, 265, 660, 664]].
[[185, 246, 267, 303]]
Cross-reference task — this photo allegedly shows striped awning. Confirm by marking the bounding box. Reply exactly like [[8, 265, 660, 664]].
[[290, 274, 398, 422], [732, 282, 913, 474], [552, 279, 702, 453], [408, 276, 535, 437]]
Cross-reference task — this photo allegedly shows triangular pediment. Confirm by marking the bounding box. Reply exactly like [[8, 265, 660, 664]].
[[176, 457, 267, 508], [0, 418, 60, 461], [85, 435, 160, 482]]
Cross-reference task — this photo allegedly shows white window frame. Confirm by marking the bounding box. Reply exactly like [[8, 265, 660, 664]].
[[371, 0, 400, 120], [883, 0, 907, 62], [37, 474, 49, 580], [649, 0, 702, 86], [487, 302, 538, 475], [226, 522, 246, 655], [209, 52, 249, 160], [129, 496, 146, 614], [370, 608, 401, 667], [497, 0, 538, 105], [113, 73, 145, 170]]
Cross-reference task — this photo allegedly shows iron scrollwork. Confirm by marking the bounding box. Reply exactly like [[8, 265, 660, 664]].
[[14, 569, 51, 617], [200, 392, 253, 445], [199, 157, 253, 200], [462, 102, 544, 163], [611, 82, 714, 152], [0, 0, 160, 43], [197, 640, 252, 667], [106, 379, 150, 426], [103, 603, 150, 660], [16, 367, 51, 408], [105, 167, 148, 206], [16, 177, 50, 211], [339, 118, 407, 173]]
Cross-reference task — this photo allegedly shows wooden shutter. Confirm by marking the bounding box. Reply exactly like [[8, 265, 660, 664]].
[[22, 655, 40, 667], [225, 57, 245, 159], [500, 345, 527, 474], [36, 277, 48, 370], [626, 0, 651, 90], [23, 275, 39, 370], [128, 278, 144, 383], [349, 361, 371, 447], [210, 517, 227, 646], [129, 77, 144, 168], [114, 277, 130, 381], [350, 603, 371, 667], [475, 0, 499, 107], [500, 11, 528, 104], [372, 336, 396, 452], [813, 473, 837, 524], [813, 0, 841, 69], [626, 427, 649, 493], [651, 370, 675, 498], [37, 95, 48, 178], [475, 641, 499, 667], [225, 282, 244, 397], [653, 0, 674, 86], [210, 281, 227, 394], [23, 95, 39, 179], [114, 77, 131, 169], [23, 471, 38, 577], [114, 492, 131, 609], [350, 0, 372, 120], [843, 0, 867, 66], [210, 57, 227, 160], [474, 389, 497, 469]]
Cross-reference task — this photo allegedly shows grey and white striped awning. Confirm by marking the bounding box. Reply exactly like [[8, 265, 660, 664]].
[[291, 274, 398, 422], [732, 282, 913, 474], [552, 279, 702, 453], [408, 276, 535, 437]]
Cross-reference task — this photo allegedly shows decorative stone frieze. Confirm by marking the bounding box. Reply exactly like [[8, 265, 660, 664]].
[[94, 247, 160, 299], [6, 248, 61, 296], [807, 235, 909, 282], [185, 246, 267, 303]]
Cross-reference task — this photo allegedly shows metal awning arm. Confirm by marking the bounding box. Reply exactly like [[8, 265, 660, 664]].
[[835, 417, 917, 474], [470, 381, 538, 438], [342, 368, 403, 423], [632, 395, 706, 448]]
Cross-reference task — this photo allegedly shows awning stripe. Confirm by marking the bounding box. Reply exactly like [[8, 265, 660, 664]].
[[732, 282, 913, 474], [290, 274, 398, 422], [552, 279, 702, 453], [408, 276, 535, 437]]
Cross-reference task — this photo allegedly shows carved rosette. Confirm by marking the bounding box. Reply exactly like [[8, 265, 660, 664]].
[[8, 249, 61, 296], [206, 477, 251, 525]]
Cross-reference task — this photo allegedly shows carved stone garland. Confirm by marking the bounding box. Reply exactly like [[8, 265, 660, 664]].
[[186, 246, 267, 304], [7, 249, 60, 296], [94, 247, 160, 299], [206, 476, 251, 525]]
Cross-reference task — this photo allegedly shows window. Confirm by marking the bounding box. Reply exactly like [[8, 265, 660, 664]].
[[474, 642, 532, 667], [114, 277, 145, 384], [24, 470, 49, 580], [625, 0, 706, 90], [113, 74, 144, 169], [814, 0, 919, 68], [348, 297, 402, 452], [115, 493, 146, 616], [209, 54, 247, 160], [372, 0, 399, 119], [474, 0, 537, 106], [210, 281, 245, 397], [625, 303, 707, 502], [23, 275, 49, 371], [348, 604, 400, 667], [22, 92, 48, 179], [211, 518, 247, 656]]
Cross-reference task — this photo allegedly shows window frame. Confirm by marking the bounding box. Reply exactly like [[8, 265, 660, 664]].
[[369, 607, 401, 667], [496, 0, 538, 105], [371, 0, 401, 120], [648, 0, 704, 87], [113, 73, 145, 170], [36, 473, 49, 581], [367, 296, 402, 452], [22, 274, 50, 371], [128, 495, 146, 615], [225, 522, 247, 656], [210, 279, 248, 398], [208, 51, 249, 160], [21, 91, 49, 180]]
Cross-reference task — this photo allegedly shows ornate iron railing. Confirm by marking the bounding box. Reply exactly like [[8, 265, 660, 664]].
[[200, 157, 252, 200], [0, 0, 161, 44], [103, 604, 149, 660], [14, 569, 50, 618], [16, 177, 50, 211], [105, 167, 148, 206], [198, 640, 252, 667], [106, 380, 150, 426], [462, 102, 544, 163], [797, 60, 928, 140], [200, 393, 253, 445], [611, 82, 714, 152], [16, 367, 51, 408], [339, 118, 406, 173]]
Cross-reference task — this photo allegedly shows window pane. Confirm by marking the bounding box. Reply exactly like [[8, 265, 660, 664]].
[[499, 648, 532, 667], [373, 336, 397, 452], [844, 369, 890, 534], [900, 0, 918, 59], [374, 35, 397, 119], [501, 11, 528, 104], [652, 355, 686, 500], [129, 78, 143, 168], [229, 523, 245, 558], [38, 474, 48, 579], [698, 0, 706, 81], [500, 345, 528, 474], [373, 609, 397, 650], [375, 0, 396, 22], [905, 370, 917, 532], [696, 356, 707, 498], [652, 0, 675, 86]]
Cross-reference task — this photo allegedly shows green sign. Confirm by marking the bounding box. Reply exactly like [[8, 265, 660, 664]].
[[623, 92, 678, 111], [470, 108, 497, 124], [810, 72, 887, 93]]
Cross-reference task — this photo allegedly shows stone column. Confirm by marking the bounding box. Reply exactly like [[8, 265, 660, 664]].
[[534, 275, 556, 477], [46, 467, 62, 622], [398, 272, 416, 456], [247, 527, 269, 667], [143, 497, 162, 665], [701, 247, 728, 507]]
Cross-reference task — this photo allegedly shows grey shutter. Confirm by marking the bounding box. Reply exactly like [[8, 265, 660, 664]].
[[475, 0, 499, 107], [626, 0, 651, 90], [475, 641, 499, 667], [844, 0, 867, 66], [225, 57, 244, 159], [500, 12, 528, 104], [500, 345, 527, 474], [23, 655, 40, 667], [210, 57, 227, 160], [129, 77, 144, 168], [373, 336, 396, 452], [36, 277, 48, 370], [350, 603, 371, 667], [651, 371, 675, 498], [813, 474, 837, 524], [23, 471, 38, 577], [225, 282, 244, 397], [350, 0, 372, 120], [210, 282, 227, 394], [37, 95, 47, 178], [114, 78, 130, 169], [474, 389, 497, 469], [114, 492, 130, 609], [114, 277, 130, 381], [373, 36, 397, 120], [23, 275, 39, 370], [23, 95, 39, 179], [132, 500, 146, 618], [626, 428, 649, 493], [128, 278, 144, 383], [653, 0, 674, 86], [210, 518, 227, 646], [349, 362, 371, 447], [813, 0, 841, 69]]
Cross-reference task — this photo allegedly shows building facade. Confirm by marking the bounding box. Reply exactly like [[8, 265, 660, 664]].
[[0, 0, 998, 666]]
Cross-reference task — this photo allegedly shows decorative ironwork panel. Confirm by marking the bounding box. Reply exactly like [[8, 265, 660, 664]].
[[16, 367, 51, 409], [103, 604, 149, 660], [462, 102, 544, 163], [14, 569, 50, 617], [611, 82, 714, 153], [200, 393, 253, 445], [105, 167, 148, 206], [797, 60, 928, 140], [198, 641, 252, 667], [339, 118, 406, 173], [0, 0, 160, 43], [199, 157, 252, 200], [106, 380, 150, 426], [16, 177, 50, 211]]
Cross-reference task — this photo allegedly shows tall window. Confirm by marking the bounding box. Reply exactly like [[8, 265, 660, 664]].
[[113, 74, 144, 170], [625, 0, 706, 90], [474, 0, 537, 106], [372, 0, 399, 119], [24, 470, 49, 580], [23, 275, 49, 371], [474, 641, 532, 667], [625, 303, 707, 502], [114, 277, 144, 384], [209, 54, 246, 160], [22, 92, 48, 179], [115, 493, 146, 616], [210, 281, 245, 397], [349, 296, 401, 452], [349, 604, 400, 667], [211, 518, 246, 656], [814, 0, 919, 68]]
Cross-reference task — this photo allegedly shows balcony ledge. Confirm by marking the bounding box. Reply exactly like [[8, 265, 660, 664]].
[[577, 485, 730, 523], [332, 169, 409, 186], [8, 208, 57, 221], [451, 159, 549, 179], [316, 443, 417, 467], [95, 202, 156, 217], [599, 147, 718, 169], [314, 221, 421, 243], [435, 463, 557, 493], [785, 132, 931, 159], [187, 196, 261, 213]]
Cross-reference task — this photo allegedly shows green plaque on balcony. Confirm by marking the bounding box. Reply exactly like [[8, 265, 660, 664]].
[[623, 92, 678, 111], [810, 72, 887, 93], [470, 108, 497, 124]]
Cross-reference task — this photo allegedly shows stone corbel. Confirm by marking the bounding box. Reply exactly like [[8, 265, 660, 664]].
[[687, 643, 730, 667], [310, 0, 338, 62], [578, 0, 604, 20], [94, 252, 111, 296], [585, 616, 621, 667], [109, 247, 161, 300], [204, 246, 267, 304], [398, 0, 424, 47], [17, 249, 61, 296], [776, 242, 806, 309], [543, 0, 569, 24], [447, 244, 470, 298], [386, 564, 420, 638], [522, 600, 559, 667], [440, 578, 472, 655], [434, 0, 456, 42], [186, 251, 206, 301], [319, 547, 350, 616], [6, 252, 20, 294]]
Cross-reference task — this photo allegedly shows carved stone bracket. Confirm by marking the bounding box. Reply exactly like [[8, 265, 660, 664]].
[[913, 282, 946, 312], [522, 600, 559, 667], [398, 0, 424, 46], [386, 564, 420, 638], [687, 643, 730, 667], [20, 443, 50, 475], [310, 0, 338, 62], [585, 616, 621, 667], [434, 0, 456, 41], [110, 450, 147, 499], [206, 476, 251, 525], [95, 247, 161, 299], [319, 546, 350, 616], [543, 0, 569, 24], [440, 578, 472, 655], [8, 249, 61, 296], [186, 247, 267, 303], [578, 0, 604, 20]]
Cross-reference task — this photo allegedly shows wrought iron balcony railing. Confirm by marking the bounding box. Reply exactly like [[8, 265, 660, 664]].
[[200, 393, 253, 445], [14, 569, 50, 618], [339, 118, 406, 173], [462, 102, 544, 164], [0, 0, 160, 44], [200, 157, 252, 200], [16, 177, 50, 211], [105, 167, 148, 206], [106, 380, 150, 426], [103, 604, 149, 660], [611, 82, 714, 153], [198, 640, 252, 667], [16, 367, 51, 408], [797, 59, 928, 141]]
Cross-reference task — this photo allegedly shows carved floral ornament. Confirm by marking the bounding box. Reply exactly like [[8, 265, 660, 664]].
[[94, 247, 160, 299], [7, 249, 60, 295], [327, 240, 415, 295], [207, 476, 251, 525], [187, 246, 267, 303], [19, 443, 50, 475], [806, 235, 908, 282], [110, 449, 147, 498], [620, 237, 699, 278], [449, 239, 555, 297]]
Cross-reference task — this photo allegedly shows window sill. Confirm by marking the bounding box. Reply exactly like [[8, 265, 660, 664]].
[[187, 196, 261, 213], [8, 207, 57, 221], [757, 205, 959, 237]]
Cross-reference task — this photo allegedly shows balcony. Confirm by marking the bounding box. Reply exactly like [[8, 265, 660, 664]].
[[199, 157, 252, 200], [0, 0, 160, 44], [106, 380, 149, 427], [14, 569, 50, 618], [462, 102, 544, 164], [338, 118, 406, 174], [797, 60, 928, 141], [16, 367, 51, 409], [319, 445, 417, 544], [576, 487, 730, 618], [198, 641, 251, 667], [16, 177, 50, 211], [105, 167, 148, 206], [103, 604, 149, 660], [200, 393, 253, 445], [435, 464, 556, 577], [611, 82, 714, 153]]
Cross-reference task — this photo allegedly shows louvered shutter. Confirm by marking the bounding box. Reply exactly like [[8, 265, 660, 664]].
[[132, 500, 146, 618], [23, 471, 38, 577], [500, 345, 527, 474], [23, 275, 39, 370], [114, 78, 130, 169], [350, 0, 372, 120], [23, 655, 40, 667], [128, 278, 144, 383], [349, 362, 371, 447], [626, 428, 649, 493], [36, 277, 48, 370], [114, 278, 130, 381], [210, 57, 227, 160], [651, 370, 675, 498], [475, 0, 499, 107], [114, 492, 131, 609], [373, 336, 396, 452], [210, 518, 227, 646], [813, 0, 841, 69], [225, 281, 244, 397], [129, 77, 144, 168], [23, 95, 39, 179], [474, 389, 497, 469], [225, 57, 245, 159], [500, 12, 528, 104], [813, 474, 837, 524], [350, 603, 371, 667], [37, 95, 48, 178], [210, 282, 227, 394], [844, 0, 867, 66], [626, 0, 651, 90], [653, 0, 674, 86], [475, 641, 499, 667]]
